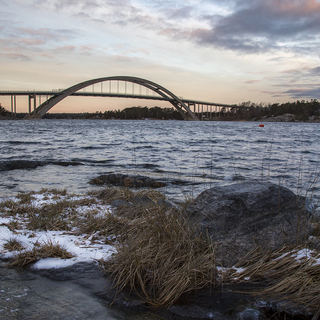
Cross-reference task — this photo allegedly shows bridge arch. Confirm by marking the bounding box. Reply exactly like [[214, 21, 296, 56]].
[[26, 76, 198, 120]]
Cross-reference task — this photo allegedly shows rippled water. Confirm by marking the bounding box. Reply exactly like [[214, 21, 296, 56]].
[[1, 119, 320, 203]]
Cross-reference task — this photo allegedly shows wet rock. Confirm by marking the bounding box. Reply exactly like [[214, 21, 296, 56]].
[[186, 181, 312, 267], [131, 195, 155, 206], [0, 261, 121, 320], [157, 198, 174, 208], [311, 207, 320, 222], [89, 173, 166, 188], [110, 199, 131, 208]]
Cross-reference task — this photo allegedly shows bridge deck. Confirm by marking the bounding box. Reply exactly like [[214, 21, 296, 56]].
[[0, 90, 240, 108]]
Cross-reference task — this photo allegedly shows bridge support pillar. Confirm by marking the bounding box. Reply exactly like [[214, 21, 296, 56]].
[[33, 93, 36, 112], [10, 95, 17, 118], [28, 94, 36, 115], [28, 95, 32, 114]]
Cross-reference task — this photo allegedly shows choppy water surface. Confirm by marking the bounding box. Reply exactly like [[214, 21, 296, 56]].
[[1, 119, 320, 203]]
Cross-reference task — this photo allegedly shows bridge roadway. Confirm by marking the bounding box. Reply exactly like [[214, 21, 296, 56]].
[[0, 76, 245, 120], [0, 90, 238, 107]]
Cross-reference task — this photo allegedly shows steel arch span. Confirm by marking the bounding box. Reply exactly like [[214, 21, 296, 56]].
[[26, 76, 199, 120]]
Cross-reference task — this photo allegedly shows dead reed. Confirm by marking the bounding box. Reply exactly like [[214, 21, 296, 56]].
[[100, 205, 216, 308], [3, 237, 25, 251], [8, 240, 74, 267], [223, 245, 320, 314]]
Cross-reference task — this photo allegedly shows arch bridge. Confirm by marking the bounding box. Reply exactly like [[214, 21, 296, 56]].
[[0, 76, 245, 120]]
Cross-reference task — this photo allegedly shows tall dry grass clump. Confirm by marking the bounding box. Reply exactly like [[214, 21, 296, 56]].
[[224, 245, 320, 314], [100, 205, 216, 308]]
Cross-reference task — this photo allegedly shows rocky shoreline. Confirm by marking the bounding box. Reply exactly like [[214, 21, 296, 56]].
[[1, 179, 320, 319], [1, 258, 316, 320], [257, 113, 320, 123]]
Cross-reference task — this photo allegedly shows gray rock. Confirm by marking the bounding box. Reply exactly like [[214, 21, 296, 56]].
[[131, 195, 155, 206], [157, 198, 174, 208], [110, 199, 131, 208], [311, 207, 320, 222], [186, 181, 312, 267]]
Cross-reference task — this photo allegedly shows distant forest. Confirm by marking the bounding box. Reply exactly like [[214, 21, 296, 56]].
[[1, 100, 320, 121], [245, 99, 320, 121]]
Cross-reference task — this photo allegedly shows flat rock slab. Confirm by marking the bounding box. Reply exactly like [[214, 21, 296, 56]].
[[1, 260, 314, 320], [186, 181, 312, 267]]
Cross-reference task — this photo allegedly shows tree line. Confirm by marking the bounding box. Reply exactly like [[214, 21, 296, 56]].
[[238, 99, 320, 121], [1, 100, 320, 120]]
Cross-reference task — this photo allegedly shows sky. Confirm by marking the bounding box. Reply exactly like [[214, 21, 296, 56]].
[[1, 0, 320, 113]]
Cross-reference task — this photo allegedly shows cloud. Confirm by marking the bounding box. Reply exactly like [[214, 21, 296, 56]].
[[283, 87, 320, 99], [16, 0, 320, 57], [164, 0, 320, 54], [1, 53, 31, 61], [17, 27, 77, 42]]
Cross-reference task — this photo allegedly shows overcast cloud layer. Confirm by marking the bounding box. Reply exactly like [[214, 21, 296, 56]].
[[1, 0, 320, 111]]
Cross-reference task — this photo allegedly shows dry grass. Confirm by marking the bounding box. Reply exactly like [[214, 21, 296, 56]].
[[8, 240, 74, 267], [25, 196, 99, 231], [3, 237, 25, 251], [100, 205, 216, 308], [26, 200, 75, 231], [90, 187, 135, 203], [222, 245, 320, 314], [90, 187, 165, 204], [39, 188, 67, 196], [16, 192, 36, 204], [0, 199, 38, 217]]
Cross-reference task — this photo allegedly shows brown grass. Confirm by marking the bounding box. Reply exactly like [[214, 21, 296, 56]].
[[39, 188, 67, 196], [222, 245, 320, 314], [25, 197, 99, 231], [8, 240, 74, 267], [3, 237, 25, 251], [16, 192, 36, 204], [90, 187, 135, 203], [26, 200, 74, 231], [90, 187, 165, 204], [100, 205, 216, 308]]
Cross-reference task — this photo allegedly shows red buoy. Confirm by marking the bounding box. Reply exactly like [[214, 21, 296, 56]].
[[259, 124, 264, 127]]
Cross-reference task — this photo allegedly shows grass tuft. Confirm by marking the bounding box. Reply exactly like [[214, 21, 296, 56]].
[[16, 192, 36, 204], [39, 188, 67, 196], [100, 205, 216, 308], [222, 245, 320, 314], [8, 240, 74, 267], [3, 237, 25, 251]]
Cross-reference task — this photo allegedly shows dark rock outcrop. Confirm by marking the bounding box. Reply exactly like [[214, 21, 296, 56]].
[[186, 181, 312, 267], [89, 173, 166, 188]]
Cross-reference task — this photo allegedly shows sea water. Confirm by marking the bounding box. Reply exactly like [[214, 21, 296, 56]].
[[1, 119, 319, 204]]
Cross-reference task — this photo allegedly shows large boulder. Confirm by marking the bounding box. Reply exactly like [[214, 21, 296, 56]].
[[186, 181, 312, 267]]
